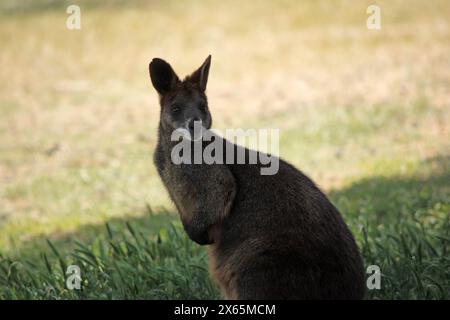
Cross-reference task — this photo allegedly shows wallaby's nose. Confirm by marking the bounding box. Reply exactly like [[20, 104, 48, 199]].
[[186, 118, 203, 140], [188, 117, 201, 131]]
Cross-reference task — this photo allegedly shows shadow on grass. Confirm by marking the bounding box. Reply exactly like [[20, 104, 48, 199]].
[[329, 155, 450, 225], [328, 155, 449, 299], [0, 206, 220, 299], [4, 206, 178, 260]]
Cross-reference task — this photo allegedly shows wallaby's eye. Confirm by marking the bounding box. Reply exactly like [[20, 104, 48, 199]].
[[171, 105, 181, 114], [199, 104, 207, 113]]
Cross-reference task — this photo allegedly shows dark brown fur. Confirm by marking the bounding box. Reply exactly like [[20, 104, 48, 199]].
[[149, 56, 365, 299]]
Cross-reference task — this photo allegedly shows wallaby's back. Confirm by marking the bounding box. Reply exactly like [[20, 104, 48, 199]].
[[208, 143, 365, 299]]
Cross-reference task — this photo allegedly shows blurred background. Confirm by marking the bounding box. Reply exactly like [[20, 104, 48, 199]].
[[0, 0, 448, 299]]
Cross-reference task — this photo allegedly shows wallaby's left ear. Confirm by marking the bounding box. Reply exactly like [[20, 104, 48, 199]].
[[188, 55, 211, 91]]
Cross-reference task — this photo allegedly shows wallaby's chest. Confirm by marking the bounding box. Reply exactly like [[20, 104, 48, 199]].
[[154, 141, 198, 217], [154, 142, 182, 191]]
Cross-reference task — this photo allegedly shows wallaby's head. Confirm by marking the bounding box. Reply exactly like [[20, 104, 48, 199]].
[[149, 56, 212, 137]]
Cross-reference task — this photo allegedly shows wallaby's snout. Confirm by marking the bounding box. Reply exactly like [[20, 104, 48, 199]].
[[186, 119, 204, 140], [187, 118, 200, 131]]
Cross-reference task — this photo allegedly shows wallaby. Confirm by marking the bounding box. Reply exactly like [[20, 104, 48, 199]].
[[149, 55, 365, 299]]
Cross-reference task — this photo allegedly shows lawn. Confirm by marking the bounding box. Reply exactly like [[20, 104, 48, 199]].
[[0, 0, 449, 299]]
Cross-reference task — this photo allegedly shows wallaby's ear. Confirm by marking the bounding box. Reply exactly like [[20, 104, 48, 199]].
[[149, 58, 180, 95], [187, 55, 211, 91]]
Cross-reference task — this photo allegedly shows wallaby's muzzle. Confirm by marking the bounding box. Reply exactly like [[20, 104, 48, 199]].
[[185, 119, 204, 141]]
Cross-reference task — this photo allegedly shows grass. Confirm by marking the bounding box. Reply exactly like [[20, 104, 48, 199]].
[[0, 0, 449, 299], [1, 220, 220, 299]]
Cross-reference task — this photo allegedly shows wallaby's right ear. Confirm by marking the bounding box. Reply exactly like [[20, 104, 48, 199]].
[[149, 58, 180, 95]]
